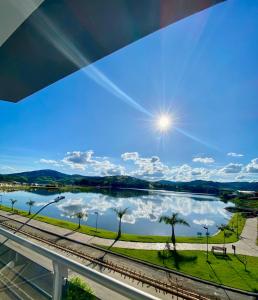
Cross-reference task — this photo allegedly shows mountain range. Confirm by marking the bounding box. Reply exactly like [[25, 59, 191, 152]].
[[1, 169, 258, 194]]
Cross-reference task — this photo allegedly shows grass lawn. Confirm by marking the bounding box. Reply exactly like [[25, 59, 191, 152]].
[[0, 205, 245, 244], [232, 197, 258, 210], [105, 248, 258, 292]]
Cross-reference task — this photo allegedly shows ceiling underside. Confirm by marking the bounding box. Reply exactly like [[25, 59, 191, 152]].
[[0, 0, 224, 102]]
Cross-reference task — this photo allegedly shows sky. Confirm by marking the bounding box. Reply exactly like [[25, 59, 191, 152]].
[[0, 0, 258, 182]]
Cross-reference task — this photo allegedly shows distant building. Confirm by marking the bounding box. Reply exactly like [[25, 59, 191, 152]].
[[237, 190, 256, 196]]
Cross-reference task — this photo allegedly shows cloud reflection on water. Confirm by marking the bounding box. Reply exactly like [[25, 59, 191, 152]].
[[56, 191, 231, 227]]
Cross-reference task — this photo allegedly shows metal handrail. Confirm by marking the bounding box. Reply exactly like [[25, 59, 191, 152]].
[[0, 226, 159, 300]]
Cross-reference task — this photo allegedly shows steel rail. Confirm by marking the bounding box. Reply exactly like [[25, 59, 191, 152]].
[[1, 220, 209, 300], [0, 226, 160, 300]]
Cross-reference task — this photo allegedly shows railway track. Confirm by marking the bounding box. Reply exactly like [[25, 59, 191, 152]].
[[0, 215, 210, 300]]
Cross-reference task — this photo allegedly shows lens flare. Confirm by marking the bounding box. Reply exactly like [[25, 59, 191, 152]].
[[156, 114, 172, 132]]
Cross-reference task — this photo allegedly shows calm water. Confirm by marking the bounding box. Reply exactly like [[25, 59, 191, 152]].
[[1, 189, 233, 236]]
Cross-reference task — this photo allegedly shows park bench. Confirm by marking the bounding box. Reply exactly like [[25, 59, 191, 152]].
[[211, 246, 227, 255]]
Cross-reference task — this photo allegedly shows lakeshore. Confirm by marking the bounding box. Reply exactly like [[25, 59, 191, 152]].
[[0, 204, 245, 244]]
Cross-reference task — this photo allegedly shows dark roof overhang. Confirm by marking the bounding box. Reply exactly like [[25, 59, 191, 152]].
[[0, 0, 225, 102]]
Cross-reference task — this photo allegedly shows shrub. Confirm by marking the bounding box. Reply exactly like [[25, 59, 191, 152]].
[[64, 276, 95, 300]]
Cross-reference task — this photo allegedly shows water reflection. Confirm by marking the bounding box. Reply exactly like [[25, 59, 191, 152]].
[[1, 189, 233, 236]]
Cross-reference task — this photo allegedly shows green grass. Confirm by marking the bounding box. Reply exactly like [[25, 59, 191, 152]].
[[104, 248, 258, 292], [232, 197, 258, 210], [65, 276, 95, 300], [0, 205, 245, 244], [0, 185, 96, 193]]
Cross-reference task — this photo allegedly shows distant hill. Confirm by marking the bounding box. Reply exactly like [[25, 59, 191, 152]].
[[0, 169, 151, 188], [155, 180, 258, 194], [1, 169, 258, 194], [0, 169, 83, 185]]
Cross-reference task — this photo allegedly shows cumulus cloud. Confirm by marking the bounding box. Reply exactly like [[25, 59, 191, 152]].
[[121, 152, 139, 161], [0, 166, 18, 174], [57, 198, 88, 218], [39, 150, 258, 182], [34, 201, 49, 207], [121, 152, 169, 180], [40, 150, 125, 175], [39, 159, 61, 167], [62, 151, 94, 170], [227, 152, 244, 157], [193, 219, 215, 226], [169, 164, 212, 182], [192, 157, 215, 164], [220, 163, 243, 174], [235, 174, 245, 180], [245, 158, 258, 173], [54, 192, 230, 227]]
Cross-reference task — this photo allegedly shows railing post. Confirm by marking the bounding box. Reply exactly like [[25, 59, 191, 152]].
[[52, 261, 68, 300]]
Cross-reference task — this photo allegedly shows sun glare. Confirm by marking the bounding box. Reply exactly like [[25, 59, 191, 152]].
[[156, 114, 172, 132]]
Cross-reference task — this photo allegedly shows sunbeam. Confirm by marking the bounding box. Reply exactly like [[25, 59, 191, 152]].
[[174, 127, 220, 151], [24, 0, 218, 151], [26, 2, 151, 116]]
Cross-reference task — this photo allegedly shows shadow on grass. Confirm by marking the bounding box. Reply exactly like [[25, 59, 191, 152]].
[[224, 258, 253, 291], [107, 234, 120, 250], [207, 262, 231, 300], [97, 234, 121, 261], [212, 253, 232, 261], [157, 248, 197, 270]]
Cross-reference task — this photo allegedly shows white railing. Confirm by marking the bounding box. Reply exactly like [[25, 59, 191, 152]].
[[0, 227, 159, 300]]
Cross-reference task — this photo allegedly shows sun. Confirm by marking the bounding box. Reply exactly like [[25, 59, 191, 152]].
[[156, 114, 172, 132]]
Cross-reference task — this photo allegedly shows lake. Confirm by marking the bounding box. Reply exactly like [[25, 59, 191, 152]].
[[0, 189, 233, 236]]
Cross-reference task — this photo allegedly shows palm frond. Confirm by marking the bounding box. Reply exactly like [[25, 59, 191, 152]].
[[26, 200, 35, 206], [75, 211, 87, 219], [112, 207, 129, 218], [177, 218, 190, 227], [159, 215, 171, 225], [159, 213, 190, 227]]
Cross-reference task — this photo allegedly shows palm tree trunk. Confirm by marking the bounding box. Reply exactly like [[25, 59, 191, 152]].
[[171, 225, 176, 250], [78, 218, 81, 228], [29, 206, 31, 215], [11, 204, 14, 211], [118, 218, 122, 237]]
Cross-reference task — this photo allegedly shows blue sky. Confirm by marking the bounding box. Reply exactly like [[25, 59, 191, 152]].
[[0, 0, 258, 182]]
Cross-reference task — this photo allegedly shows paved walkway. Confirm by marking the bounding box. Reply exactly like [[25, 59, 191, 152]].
[[0, 211, 257, 257]]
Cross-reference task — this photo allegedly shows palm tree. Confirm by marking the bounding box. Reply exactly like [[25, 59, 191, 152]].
[[26, 199, 35, 215], [112, 207, 129, 238], [10, 199, 17, 211], [159, 213, 190, 250], [217, 224, 234, 246], [75, 211, 87, 229]]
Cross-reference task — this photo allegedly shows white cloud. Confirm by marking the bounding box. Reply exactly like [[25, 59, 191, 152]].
[[245, 158, 258, 173], [34, 201, 49, 207], [0, 166, 17, 174], [57, 198, 88, 218], [169, 164, 212, 182], [227, 152, 244, 157], [193, 219, 215, 226], [39, 159, 61, 167], [62, 151, 94, 169], [235, 174, 245, 180], [121, 152, 139, 161], [38, 151, 258, 182], [220, 163, 243, 174], [121, 152, 170, 180], [47, 150, 126, 175], [192, 157, 215, 164]]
